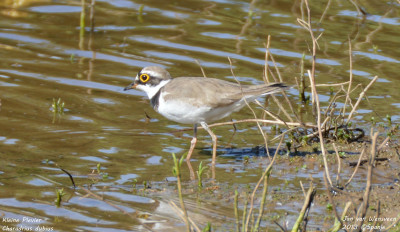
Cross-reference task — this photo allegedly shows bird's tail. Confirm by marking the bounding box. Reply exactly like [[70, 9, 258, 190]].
[[241, 82, 288, 99]]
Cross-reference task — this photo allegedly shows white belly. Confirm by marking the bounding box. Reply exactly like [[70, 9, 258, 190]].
[[156, 95, 246, 124]]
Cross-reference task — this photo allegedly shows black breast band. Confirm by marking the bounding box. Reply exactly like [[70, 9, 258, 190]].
[[150, 88, 162, 111]]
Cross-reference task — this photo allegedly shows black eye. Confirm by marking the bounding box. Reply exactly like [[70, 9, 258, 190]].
[[139, 74, 150, 83]]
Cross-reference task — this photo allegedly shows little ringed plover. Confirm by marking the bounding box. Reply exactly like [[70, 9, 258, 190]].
[[124, 66, 286, 178]]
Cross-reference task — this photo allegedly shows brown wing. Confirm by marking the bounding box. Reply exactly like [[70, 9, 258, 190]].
[[162, 77, 286, 108]]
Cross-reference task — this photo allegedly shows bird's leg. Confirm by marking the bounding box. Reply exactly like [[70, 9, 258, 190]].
[[200, 122, 217, 179], [186, 124, 197, 180]]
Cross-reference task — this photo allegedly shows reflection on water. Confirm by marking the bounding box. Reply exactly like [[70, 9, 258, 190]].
[[0, 0, 399, 230]]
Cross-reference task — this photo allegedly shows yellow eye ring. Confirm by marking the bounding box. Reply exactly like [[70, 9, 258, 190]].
[[139, 74, 150, 83]]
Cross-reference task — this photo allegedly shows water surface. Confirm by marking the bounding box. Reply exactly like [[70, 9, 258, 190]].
[[0, 0, 399, 231]]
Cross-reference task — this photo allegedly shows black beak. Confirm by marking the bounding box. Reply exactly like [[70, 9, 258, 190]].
[[124, 82, 138, 91]]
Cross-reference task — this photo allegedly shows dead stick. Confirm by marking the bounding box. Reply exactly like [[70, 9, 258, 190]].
[[308, 69, 333, 187], [169, 201, 201, 232], [342, 37, 354, 121], [291, 182, 316, 232], [345, 147, 366, 187], [354, 131, 378, 230], [315, 81, 350, 87], [323, 172, 342, 228], [333, 143, 342, 186], [208, 119, 316, 128], [244, 136, 283, 230], [346, 76, 378, 124], [228, 57, 270, 161]]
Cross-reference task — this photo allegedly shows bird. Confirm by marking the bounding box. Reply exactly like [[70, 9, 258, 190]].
[[124, 66, 287, 178]]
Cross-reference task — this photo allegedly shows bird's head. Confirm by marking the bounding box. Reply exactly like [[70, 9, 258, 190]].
[[124, 66, 172, 99]]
